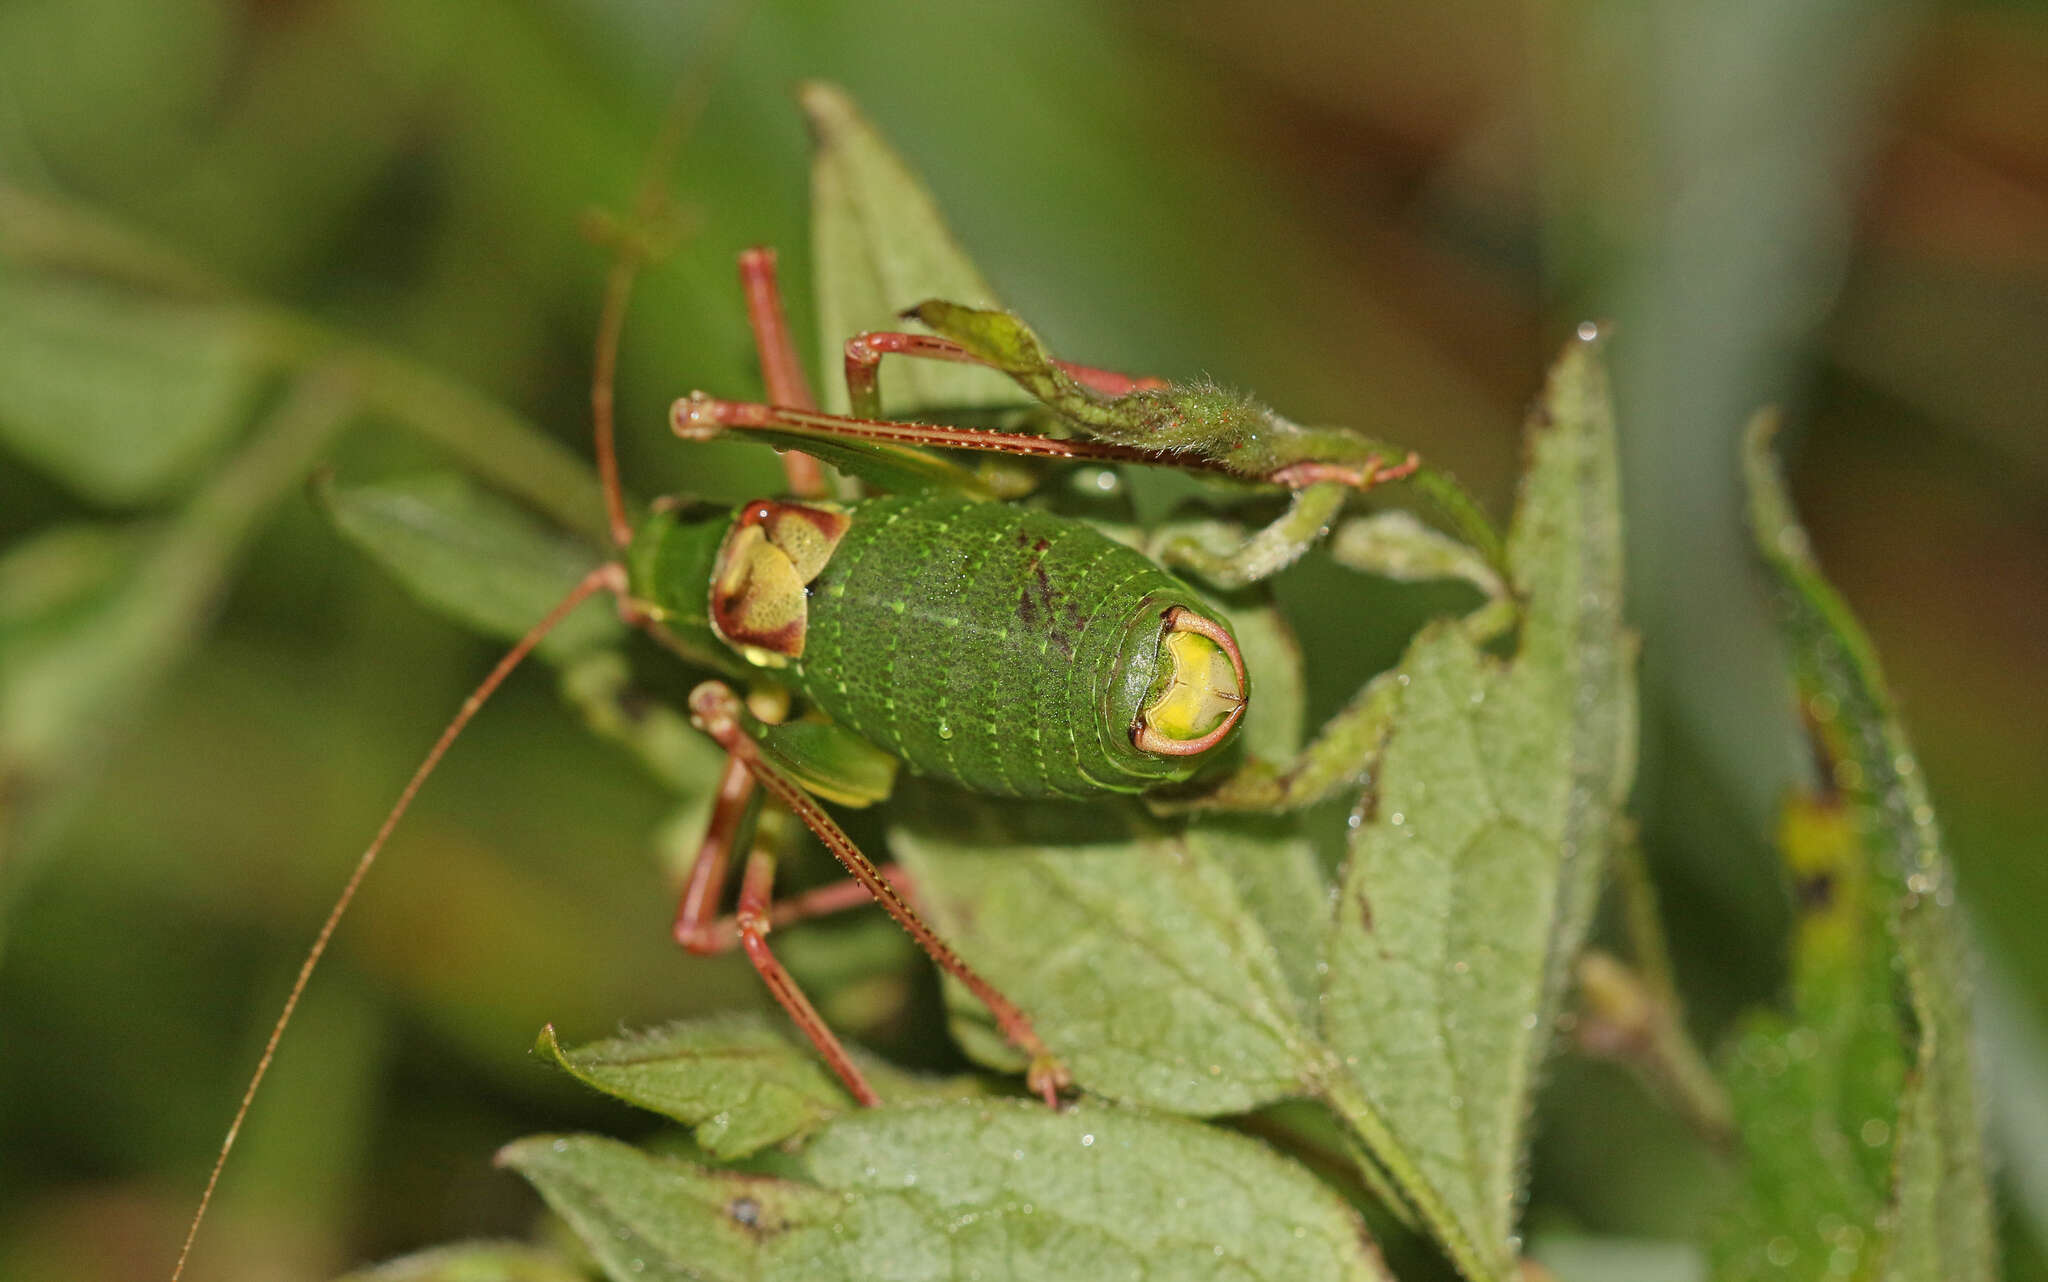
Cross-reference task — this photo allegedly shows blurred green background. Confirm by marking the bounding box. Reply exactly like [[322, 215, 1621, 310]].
[[0, 1, 2042, 1279]]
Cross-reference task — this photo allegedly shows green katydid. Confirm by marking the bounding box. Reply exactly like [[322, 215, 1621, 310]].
[[172, 89, 1505, 1282]]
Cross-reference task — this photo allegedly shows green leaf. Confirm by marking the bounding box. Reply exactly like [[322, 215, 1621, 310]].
[[1720, 414, 1997, 1282], [801, 81, 1018, 416], [315, 471, 621, 660], [891, 797, 1326, 1116], [0, 273, 264, 505], [1221, 598, 1307, 766], [534, 1018, 993, 1160], [534, 1018, 854, 1161], [1316, 330, 1634, 1282], [335, 1241, 596, 1282], [1526, 1235, 1703, 1282], [1709, 796, 1903, 1281], [502, 1100, 1395, 1282], [1, 378, 348, 886], [852, 338, 1629, 1282], [0, 524, 147, 753]]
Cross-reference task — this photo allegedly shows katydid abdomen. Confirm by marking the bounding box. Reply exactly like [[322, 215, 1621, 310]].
[[626, 492, 1248, 799]]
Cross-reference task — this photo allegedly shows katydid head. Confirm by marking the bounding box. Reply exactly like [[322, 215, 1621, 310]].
[[706, 498, 850, 665]]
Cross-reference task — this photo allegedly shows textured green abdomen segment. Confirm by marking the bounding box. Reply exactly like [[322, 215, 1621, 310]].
[[793, 495, 1198, 798]]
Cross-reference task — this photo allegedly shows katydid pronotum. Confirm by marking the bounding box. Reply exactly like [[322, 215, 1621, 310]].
[[171, 89, 1510, 1282]]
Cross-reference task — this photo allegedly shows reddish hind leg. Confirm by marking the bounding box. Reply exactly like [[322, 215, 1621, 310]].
[[735, 248, 826, 497]]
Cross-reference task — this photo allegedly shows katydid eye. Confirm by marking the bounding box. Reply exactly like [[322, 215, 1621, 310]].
[[1132, 606, 1247, 757]]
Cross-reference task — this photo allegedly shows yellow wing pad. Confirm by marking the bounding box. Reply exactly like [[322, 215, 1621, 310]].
[[709, 499, 851, 665]]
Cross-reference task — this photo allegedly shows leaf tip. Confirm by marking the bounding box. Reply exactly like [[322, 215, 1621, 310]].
[[1535, 324, 1615, 422], [533, 1023, 568, 1066], [1739, 406, 1814, 573], [492, 1133, 551, 1172], [795, 80, 860, 143]]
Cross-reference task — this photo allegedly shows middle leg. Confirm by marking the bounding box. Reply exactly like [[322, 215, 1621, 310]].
[[687, 681, 1071, 1106]]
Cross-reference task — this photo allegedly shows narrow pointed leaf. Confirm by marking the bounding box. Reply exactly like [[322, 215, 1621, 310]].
[[0, 274, 264, 504], [315, 471, 620, 659], [1725, 416, 1996, 1282], [1710, 796, 1903, 1280], [802, 81, 1018, 416], [1317, 331, 1634, 1282], [503, 1101, 1394, 1282]]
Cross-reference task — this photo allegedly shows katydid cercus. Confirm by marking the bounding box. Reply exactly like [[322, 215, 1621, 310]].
[[172, 176, 1486, 1282]]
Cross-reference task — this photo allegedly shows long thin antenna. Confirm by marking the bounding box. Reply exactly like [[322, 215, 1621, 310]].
[[171, 564, 622, 1282], [591, 4, 753, 547]]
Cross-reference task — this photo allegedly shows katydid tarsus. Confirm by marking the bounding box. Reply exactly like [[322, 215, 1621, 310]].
[[170, 91, 1499, 1282]]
